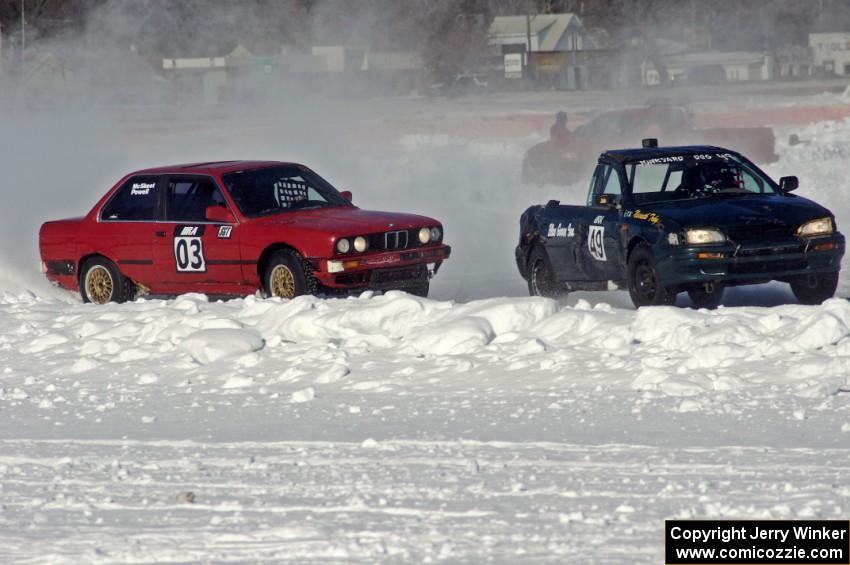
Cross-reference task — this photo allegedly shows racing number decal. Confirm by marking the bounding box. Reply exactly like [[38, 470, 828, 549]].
[[173, 226, 206, 272], [588, 225, 606, 261]]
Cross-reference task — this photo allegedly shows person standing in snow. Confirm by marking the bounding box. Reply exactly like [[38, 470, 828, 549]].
[[550, 111, 571, 146]]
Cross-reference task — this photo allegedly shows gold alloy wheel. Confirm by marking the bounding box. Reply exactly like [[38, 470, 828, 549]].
[[270, 264, 296, 299], [85, 266, 114, 304]]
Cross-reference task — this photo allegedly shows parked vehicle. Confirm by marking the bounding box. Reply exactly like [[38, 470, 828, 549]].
[[516, 140, 844, 308], [40, 161, 450, 303]]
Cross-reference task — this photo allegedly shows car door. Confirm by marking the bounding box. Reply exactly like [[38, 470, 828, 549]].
[[538, 200, 585, 281], [153, 175, 243, 290], [579, 163, 626, 281], [95, 175, 162, 288]]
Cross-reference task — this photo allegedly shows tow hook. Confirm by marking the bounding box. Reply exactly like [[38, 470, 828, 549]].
[[702, 282, 717, 294]]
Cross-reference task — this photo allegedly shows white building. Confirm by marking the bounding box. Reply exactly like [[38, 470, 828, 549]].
[[809, 31, 850, 75], [642, 51, 774, 86]]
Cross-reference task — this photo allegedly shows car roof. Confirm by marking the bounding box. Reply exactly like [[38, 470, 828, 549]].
[[602, 145, 739, 163], [129, 160, 300, 176]]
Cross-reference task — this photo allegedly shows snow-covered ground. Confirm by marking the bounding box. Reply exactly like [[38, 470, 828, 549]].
[[2, 96, 850, 563], [1, 291, 849, 563], [0, 293, 850, 563]]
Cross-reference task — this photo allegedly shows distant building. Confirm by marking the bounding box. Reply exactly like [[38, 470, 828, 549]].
[[163, 45, 281, 105], [20, 51, 72, 106], [488, 13, 594, 54], [809, 31, 850, 75], [488, 13, 598, 88], [776, 45, 813, 79], [163, 44, 424, 104], [642, 51, 774, 86]]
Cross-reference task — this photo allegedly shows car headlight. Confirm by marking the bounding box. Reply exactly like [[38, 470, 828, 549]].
[[430, 227, 442, 242], [797, 217, 834, 237], [336, 238, 351, 253], [353, 236, 368, 253], [685, 228, 726, 245], [418, 227, 431, 244]]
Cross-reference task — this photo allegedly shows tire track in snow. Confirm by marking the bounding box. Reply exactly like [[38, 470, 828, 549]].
[[1, 439, 848, 563]]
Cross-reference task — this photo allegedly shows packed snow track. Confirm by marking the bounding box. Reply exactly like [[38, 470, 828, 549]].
[[1, 291, 849, 563]]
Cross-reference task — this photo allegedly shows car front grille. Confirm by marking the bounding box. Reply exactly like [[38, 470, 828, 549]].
[[369, 230, 416, 251], [725, 223, 794, 242], [736, 243, 805, 257]]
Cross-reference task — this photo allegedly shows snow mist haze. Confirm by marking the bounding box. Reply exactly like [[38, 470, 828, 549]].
[[2, 0, 849, 302], [0, 0, 551, 300]]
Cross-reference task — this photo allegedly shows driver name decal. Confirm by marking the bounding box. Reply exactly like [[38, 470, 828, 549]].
[[130, 182, 155, 195], [632, 210, 661, 224], [547, 222, 575, 238], [636, 153, 733, 166]]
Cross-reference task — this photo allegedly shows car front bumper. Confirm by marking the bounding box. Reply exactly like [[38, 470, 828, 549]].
[[313, 244, 451, 290], [655, 234, 845, 288]]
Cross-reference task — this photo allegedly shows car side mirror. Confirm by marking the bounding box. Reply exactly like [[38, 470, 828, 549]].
[[595, 193, 618, 207], [779, 176, 798, 193], [205, 205, 235, 223], [340, 190, 353, 203]]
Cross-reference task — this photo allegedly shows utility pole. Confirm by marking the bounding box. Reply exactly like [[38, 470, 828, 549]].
[[20, 0, 25, 68], [526, 0, 536, 84]]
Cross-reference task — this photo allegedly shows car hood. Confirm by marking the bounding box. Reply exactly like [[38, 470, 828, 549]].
[[251, 207, 437, 233], [642, 194, 832, 230]]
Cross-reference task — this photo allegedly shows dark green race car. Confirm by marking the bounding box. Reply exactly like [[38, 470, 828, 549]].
[[516, 140, 845, 308]]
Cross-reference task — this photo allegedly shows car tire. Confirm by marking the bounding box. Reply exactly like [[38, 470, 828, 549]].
[[80, 257, 133, 304], [527, 246, 564, 298], [627, 245, 675, 308], [790, 272, 839, 305], [687, 284, 724, 310], [263, 249, 316, 299]]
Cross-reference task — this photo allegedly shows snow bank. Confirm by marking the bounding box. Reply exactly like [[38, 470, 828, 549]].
[[181, 328, 265, 364], [2, 291, 849, 399]]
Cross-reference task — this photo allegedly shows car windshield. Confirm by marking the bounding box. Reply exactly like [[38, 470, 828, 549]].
[[627, 152, 778, 205], [221, 165, 349, 217]]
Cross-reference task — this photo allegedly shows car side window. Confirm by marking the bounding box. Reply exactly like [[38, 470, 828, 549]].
[[101, 176, 160, 221], [165, 177, 227, 222], [740, 168, 765, 193], [600, 165, 622, 196], [590, 164, 622, 201]]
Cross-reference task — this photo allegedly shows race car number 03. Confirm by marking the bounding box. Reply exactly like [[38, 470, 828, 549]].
[[174, 237, 206, 272], [588, 225, 606, 261]]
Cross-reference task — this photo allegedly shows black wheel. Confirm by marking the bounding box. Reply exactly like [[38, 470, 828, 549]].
[[627, 245, 675, 308], [687, 284, 724, 309], [406, 280, 430, 298], [80, 257, 134, 304], [790, 272, 839, 305], [527, 246, 564, 298], [262, 249, 316, 299]]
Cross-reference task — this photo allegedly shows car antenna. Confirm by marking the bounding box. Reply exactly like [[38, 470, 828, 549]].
[[642, 138, 658, 148]]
